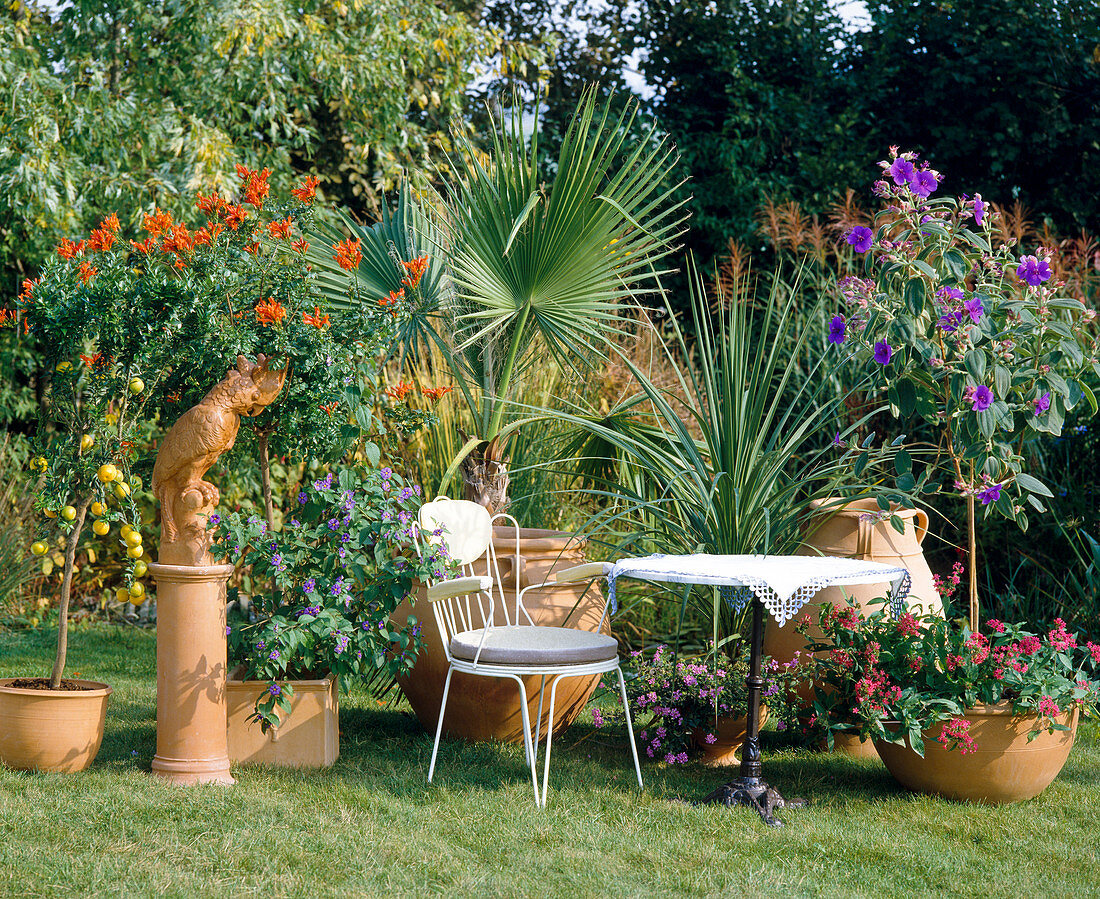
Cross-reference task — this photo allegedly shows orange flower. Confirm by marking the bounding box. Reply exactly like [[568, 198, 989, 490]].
[[303, 306, 330, 329], [142, 207, 173, 237], [268, 217, 294, 241], [320, 401, 340, 417], [244, 240, 261, 255], [101, 213, 121, 234], [387, 381, 415, 400], [0, 309, 12, 328], [77, 261, 98, 284], [421, 385, 453, 402], [196, 191, 229, 217], [207, 222, 225, 241], [236, 164, 271, 209], [193, 226, 212, 247], [86, 227, 115, 252], [79, 351, 110, 368], [400, 255, 429, 289], [334, 238, 362, 271], [162, 223, 196, 258], [292, 175, 320, 204], [255, 298, 287, 326], [379, 288, 405, 308], [18, 278, 36, 302], [291, 237, 310, 254], [56, 238, 84, 260], [130, 237, 157, 254]]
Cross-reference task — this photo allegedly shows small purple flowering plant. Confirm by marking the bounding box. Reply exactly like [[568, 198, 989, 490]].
[[209, 463, 453, 732], [594, 642, 799, 764], [833, 148, 1099, 629]]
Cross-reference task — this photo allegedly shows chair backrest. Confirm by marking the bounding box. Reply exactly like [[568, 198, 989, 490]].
[[416, 498, 524, 652]]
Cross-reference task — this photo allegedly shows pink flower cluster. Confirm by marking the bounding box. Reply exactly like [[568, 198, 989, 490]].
[[937, 717, 976, 754]]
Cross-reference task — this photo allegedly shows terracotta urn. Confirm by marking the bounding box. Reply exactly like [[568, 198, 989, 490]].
[[691, 706, 769, 767], [0, 678, 112, 773], [874, 703, 1079, 803], [226, 667, 339, 768], [765, 498, 944, 701], [830, 731, 880, 761], [391, 527, 606, 744]]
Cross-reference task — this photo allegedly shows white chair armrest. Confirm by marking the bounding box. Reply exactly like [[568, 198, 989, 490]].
[[554, 562, 613, 584], [426, 576, 493, 603]]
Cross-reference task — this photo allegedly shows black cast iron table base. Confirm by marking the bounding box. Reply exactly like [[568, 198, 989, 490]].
[[698, 777, 807, 827]]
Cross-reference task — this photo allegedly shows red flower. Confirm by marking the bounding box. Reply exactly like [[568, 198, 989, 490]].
[[142, 208, 173, 237], [86, 215, 118, 252], [196, 191, 229, 217], [130, 237, 157, 254], [292, 175, 320, 204], [291, 237, 310, 254], [77, 261, 98, 284], [268, 217, 294, 241], [244, 241, 261, 255], [162, 223, 197, 258], [0, 309, 12, 328], [303, 307, 330, 329], [224, 204, 249, 230], [56, 238, 84, 260], [399, 255, 429, 289], [379, 288, 405, 308], [320, 401, 340, 416], [421, 385, 453, 401], [255, 298, 287, 326], [387, 381, 414, 400], [101, 213, 120, 233], [236, 164, 271, 209], [18, 278, 36, 302], [334, 238, 362, 271]]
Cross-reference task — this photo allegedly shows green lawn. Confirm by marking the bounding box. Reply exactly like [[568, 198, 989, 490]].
[[2, 623, 1099, 898]]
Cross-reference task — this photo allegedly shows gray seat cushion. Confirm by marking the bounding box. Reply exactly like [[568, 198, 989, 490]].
[[450, 626, 619, 665]]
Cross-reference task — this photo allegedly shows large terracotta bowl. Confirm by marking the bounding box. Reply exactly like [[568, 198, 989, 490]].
[[0, 678, 112, 773], [391, 527, 608, 744]]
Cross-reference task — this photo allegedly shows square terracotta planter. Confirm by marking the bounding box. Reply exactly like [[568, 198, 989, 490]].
[[226, 667, 339, 768]]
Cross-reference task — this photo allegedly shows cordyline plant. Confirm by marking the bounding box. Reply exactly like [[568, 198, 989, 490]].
[[13, 167, 387, 689], [832, 149, 1099, 630]]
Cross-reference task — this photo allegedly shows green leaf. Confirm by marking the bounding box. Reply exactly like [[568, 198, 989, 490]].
[[1082, 382, 1098, 416], [890, 514, 905, 534], [903, 279, 925, 314], [943, 249, 968, 280], [911, 259, 938, 279], [894, 379, 917, 417], [1026, 494, 1047, 513], [993, 364, 1010, 398], [894, 450, 912, 474], [964, 349, 986, 382], [1016, 473, 1054, 497], [363, 441, 381, 467], [977, 408, 996, 438]]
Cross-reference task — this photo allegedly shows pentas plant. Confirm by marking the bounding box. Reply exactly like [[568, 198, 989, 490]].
[[796, 600, 1100, 756], [832, 149, 1099, 629], [594, 643, 799, 764], [210, 463, 453, 732]]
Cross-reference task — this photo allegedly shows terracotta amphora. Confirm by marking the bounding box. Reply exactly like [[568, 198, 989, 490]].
[[392, 527, 606, 744]]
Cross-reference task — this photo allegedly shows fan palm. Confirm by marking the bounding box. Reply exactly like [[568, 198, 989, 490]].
[[308, 88, 687, 511]]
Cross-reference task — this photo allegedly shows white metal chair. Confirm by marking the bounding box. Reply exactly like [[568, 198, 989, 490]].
[[418, 497, 643, 806]]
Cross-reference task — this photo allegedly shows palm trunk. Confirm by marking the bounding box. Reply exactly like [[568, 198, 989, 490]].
[[50, 496, 91, 688]]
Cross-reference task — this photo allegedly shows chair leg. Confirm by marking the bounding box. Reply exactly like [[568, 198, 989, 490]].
[[429, 666, 456, 784], [616, 666, 644, 789], [511, 675, 541, 805], [540, 674, 568, 808], [534, 674, 547, 748]]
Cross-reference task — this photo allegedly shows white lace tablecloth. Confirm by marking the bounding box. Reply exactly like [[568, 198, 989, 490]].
[[607, 554, 912, 625]]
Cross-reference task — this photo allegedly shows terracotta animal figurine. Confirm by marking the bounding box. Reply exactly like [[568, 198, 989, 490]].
[[153, 354, 287, 566]]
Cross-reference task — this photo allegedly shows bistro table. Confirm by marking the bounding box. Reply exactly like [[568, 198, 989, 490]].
[[607, 553, 912, 826]]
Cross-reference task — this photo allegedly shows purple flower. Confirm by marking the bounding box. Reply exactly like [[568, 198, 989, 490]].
[[268, 683, 281, 696], [298, 491, 307, 505], [937, 311, 962, 333], [330, 576, 345, 596], [846, 226, 873, 254], [380, 467, 392, 479], [887, 157, 916, 186], [208, 513, 221, 526], [828, 315, 847, 345], [1033, 392, 1051, 416], [1017, 255, 1052, 288], [911, 169, 939, 198], [334, 634, 350, 655], [591, 708, 604, 728], [268, 650, 280, 661], [964, 297, 984, 323], [382, 481, 391, 492], [973, 194, 986, 225], [937, 286, 964, 302], [225, 625, 232, 636], [978, 483, 1002, 506], [873, 340, 893, 365], [303, 578, 316, 594], [971, 385, 994, 412]]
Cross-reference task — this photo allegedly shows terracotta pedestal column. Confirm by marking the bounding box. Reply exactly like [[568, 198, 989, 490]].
[[149, 563, 236, 786]]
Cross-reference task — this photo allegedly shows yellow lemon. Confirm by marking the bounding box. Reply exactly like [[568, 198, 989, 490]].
[[120, 524, 134, 538], [61, 505, 77, 521], [31, 456, 48, 472], [92, 519, 110, 536], [30, 541, 48, 556], [105, 412, 118, 425], [128, 377, 144, 394], [128, 582, 145, 599], [90, 501, 105, 517], [125, 530, 142, 547], [43, 508, 57, 519], [97, 463, 118, 483], [55, 361, 72, 372], [80, 433, 95, 451], [133, 560, 148, 577], [126, 544, 143, 559], [115, 587, 130, 603], [114, 482, 130, 499]]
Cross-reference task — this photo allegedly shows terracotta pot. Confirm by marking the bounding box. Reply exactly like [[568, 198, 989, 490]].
[[691, 706, 769, 766], [830, 731, 880, 761], [0, 678, 112, 773], [392, 527, 606, 744], [874, 703, 1079, 803], [765, 498, 944, 702], [226, 667, 339, 768]]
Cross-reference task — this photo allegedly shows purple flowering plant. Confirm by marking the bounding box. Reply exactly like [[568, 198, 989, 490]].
[[209, 463, 452, 732], [834, 148, 1099, 629], [595, 642, 799, 764]]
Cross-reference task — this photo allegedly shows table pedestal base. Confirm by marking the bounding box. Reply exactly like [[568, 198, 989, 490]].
[[699, 776, 807, 827]]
